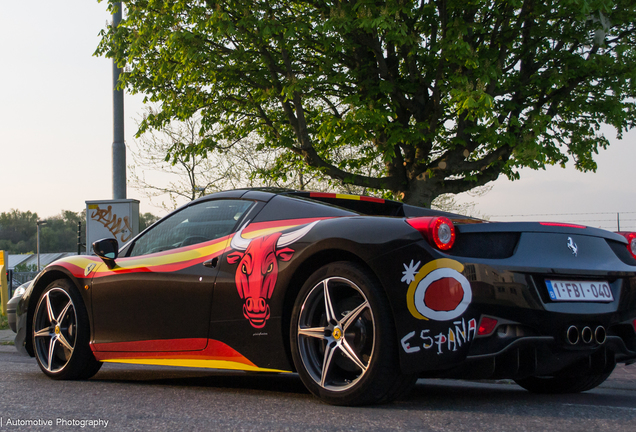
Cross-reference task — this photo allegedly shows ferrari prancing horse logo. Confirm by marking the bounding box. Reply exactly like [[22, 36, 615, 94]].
[[567, 237, 578, 257]]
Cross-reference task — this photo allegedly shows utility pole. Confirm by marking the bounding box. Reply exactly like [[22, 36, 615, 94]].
[[36, 220, 47, 271], [112, 1, 126, 199]]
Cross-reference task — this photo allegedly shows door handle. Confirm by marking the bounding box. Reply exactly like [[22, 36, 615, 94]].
[[203, 257, 218, 268]]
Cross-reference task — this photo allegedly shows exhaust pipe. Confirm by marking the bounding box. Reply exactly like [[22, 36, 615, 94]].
[[595, 326, 606, 345], [566, 325, 580, 345], [581, 326, 593, 344]]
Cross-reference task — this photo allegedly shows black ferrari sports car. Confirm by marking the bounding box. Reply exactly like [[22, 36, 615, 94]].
[[13, 189, 636, 405]]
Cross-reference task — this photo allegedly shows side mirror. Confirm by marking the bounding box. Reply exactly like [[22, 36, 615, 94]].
[[93, 238, 119, 269]]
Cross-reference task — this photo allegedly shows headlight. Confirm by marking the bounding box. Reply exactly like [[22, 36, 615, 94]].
[[11, 281, 32, 300], [11, 286, 26, 299]]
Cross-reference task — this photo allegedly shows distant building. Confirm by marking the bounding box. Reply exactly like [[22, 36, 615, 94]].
[[8, 253, 77, 270], [7, 253, 78, 293]]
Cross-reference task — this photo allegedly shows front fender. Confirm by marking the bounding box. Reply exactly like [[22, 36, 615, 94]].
[[15, 256, 103, 356]]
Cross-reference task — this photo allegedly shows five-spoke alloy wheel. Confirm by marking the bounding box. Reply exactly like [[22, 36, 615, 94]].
[[291, 262, 416, 405], [296, 276, 375, 392], [33, 287, 77, 373], [32, 279, 102, 380]]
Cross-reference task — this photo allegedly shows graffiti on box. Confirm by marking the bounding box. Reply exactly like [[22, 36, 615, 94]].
[[90, 205, 133, 243]]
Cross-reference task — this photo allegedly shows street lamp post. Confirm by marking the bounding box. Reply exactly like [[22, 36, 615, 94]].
[[112, 2, 126, 200], [37, 220, 47, 271]]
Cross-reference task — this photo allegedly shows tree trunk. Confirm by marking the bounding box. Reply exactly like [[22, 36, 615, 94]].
[[401, 177, 435, 209]]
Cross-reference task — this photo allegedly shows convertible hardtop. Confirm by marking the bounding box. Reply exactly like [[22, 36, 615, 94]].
[[203, 187, 474, 220]]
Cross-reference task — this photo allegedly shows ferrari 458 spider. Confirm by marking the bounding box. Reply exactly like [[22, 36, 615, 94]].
[[13, 189, 636, 405]]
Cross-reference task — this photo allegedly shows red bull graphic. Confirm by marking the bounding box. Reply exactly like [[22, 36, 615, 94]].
[[227, 221, 319, 328]]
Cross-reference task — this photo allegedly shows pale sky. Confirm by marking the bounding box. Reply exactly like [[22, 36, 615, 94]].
[[1, 1, 635, 231]]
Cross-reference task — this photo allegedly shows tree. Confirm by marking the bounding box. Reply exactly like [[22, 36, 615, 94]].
[[0, 209, 89, 254], [14, 262, 38, 272], [128, 111, 236, 210], [0, 209, 160, 254], [39, 210, 86, 253], [0, 210, 38, 254], [130, 111, 384, 209], [97, 0, 636, 207], [140, 212, 161, 230]]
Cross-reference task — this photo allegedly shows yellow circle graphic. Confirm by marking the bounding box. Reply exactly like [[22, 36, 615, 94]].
[[406, 259, 465, 320]]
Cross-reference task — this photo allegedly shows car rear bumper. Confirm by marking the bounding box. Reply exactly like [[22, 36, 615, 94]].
[[370, 241, 636, 376], [413, 310, 636, 380], [423, 337, 620, 380]]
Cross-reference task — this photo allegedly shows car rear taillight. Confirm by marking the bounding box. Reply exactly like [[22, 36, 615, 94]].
[[478, 316, 498, 336], [406, 216, 456, 250], [622, 232, 636, 260]]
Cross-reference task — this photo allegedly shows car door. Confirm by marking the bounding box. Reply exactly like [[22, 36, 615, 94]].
[[90, 199, 256, 352]]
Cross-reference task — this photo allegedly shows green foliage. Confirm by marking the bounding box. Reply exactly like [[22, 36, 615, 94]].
[[0, 314, 8, 330], [0, 209, 161, 254], [139, 212, 160, 231], [0, 210, 38, 254], [0, 209, 85, 254], [97, 0, 636, 207], [38, 210, 88, 254], [13, 262, 37, 272]]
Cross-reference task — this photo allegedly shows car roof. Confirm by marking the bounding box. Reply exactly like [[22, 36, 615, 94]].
[[199, 188, 474, 220]]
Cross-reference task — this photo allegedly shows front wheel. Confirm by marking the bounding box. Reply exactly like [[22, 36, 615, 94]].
[[290, 262, 416, 405], [32, 279, 102, 380]]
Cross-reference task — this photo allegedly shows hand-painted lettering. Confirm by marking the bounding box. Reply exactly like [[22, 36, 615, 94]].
[[402, 318, 477, 355]]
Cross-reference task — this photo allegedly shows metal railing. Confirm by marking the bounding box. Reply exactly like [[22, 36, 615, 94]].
[[7, 270, 39, 298]]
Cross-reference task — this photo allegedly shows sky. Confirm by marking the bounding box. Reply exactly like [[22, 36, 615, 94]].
[[1, 1, 635, 231]]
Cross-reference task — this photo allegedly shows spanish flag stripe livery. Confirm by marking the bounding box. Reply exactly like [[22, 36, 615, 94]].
[[53, 217, 330, 279], [48, 217, 328, 374], [91, 338, 290, 373]]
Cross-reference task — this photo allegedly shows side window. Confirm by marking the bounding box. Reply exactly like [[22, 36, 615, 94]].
[[128, 199, 254, 257]]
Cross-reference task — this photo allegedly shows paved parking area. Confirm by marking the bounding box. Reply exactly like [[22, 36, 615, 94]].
[[0, 330, 18, 358], [0, 329, 14, 343], [605, 363, 636, 390]]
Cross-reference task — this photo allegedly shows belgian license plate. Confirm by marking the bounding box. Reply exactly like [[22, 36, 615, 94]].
[[545, 280, 614, 302]]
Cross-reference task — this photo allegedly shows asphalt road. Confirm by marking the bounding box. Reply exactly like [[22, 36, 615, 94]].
[[1, 345, 636, 431]]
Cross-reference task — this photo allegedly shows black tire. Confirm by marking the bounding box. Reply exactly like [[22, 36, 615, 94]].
[[514, 364, 615, 394], [290, 261, 417, 406], [32, 279, 102, 380]]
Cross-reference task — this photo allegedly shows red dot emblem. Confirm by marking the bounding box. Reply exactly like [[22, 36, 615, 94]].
[[424, 277, 465, 312]]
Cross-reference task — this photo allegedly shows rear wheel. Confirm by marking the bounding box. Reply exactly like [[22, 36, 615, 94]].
[[514, 365, 615, 394], [32, 279, 102, 380], [290, 262, 416, 405]]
